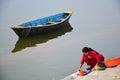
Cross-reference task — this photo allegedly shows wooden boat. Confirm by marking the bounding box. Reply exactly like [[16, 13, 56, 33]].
[[12, 23, 73, 53], [11, 10, 73, 37]]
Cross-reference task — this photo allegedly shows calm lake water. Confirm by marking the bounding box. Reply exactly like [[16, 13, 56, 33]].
[[0, 0, 120, 80]]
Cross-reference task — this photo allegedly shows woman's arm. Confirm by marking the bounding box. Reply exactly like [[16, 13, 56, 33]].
[[79, 57, 84, 69], [79, 63, 83, 69]]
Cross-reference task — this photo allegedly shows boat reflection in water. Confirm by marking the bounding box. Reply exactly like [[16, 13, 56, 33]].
[[12, 23, 73, 53]]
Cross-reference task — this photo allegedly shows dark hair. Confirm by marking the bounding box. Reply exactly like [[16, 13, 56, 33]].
[[82, 47, 99, 54], [82, 47, 93, 53]]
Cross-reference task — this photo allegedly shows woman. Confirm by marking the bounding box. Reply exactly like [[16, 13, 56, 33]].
[[79, 47, 104, 70]]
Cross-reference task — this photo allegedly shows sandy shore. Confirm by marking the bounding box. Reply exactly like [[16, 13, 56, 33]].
[[62, 65, 120, 80]]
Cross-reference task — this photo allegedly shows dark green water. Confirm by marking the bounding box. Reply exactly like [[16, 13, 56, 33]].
[[0, 0, 120, 80]]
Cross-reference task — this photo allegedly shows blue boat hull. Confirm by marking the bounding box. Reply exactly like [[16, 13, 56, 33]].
[[11, 10, 73, 37]]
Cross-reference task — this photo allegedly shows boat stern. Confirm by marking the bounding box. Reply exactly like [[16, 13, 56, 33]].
[[64, 10, 73, 14]]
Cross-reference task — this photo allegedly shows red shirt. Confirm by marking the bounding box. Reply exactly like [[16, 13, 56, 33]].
[[80, 51, 104, 67]]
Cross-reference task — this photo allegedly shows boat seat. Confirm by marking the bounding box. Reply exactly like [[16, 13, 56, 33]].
[[47, 22, 57, 24], [36, 25, 43, 27], [61, 18, 65, 21]]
